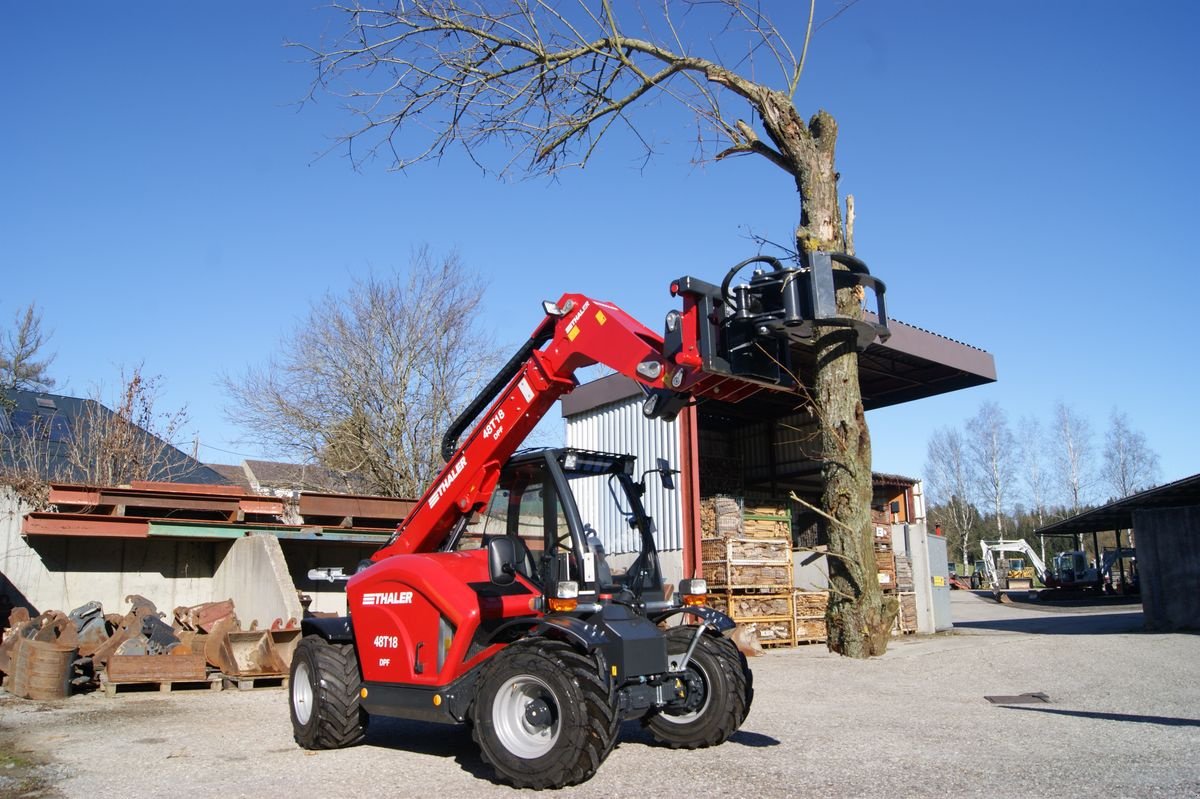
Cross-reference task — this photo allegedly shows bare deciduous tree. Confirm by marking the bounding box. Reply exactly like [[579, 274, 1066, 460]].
[[224, 249, 499, 498], [299, 0, 892, 656], [1053, 402, 1095, 514], [924, 426, 979, 569], [1016, 415, 1051, 528], [1102, 409, 1160, 499], [67, 367, 192, 487], [966, 401, 1017, 538], [1, 302, 55, 391]]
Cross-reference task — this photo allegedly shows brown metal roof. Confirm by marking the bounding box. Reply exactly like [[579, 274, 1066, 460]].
[[1035, 473, 1200, 537], [561, 317, 995, 421]]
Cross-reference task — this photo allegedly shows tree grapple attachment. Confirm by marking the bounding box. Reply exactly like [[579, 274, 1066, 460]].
[[667, 252, 889, 392]]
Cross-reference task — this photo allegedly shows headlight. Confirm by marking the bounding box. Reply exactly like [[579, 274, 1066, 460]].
[[679, 578, 708, 607], [548, 581, 579, 613]]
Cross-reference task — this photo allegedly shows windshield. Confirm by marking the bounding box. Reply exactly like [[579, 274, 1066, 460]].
[[453, 450, 665, 598]]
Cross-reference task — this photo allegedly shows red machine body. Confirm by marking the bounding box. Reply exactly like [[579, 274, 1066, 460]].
[[291, 256, 888, 789], [347, 288, 764, 686]]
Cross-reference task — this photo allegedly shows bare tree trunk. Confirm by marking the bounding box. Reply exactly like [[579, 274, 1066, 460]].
[[773, 108, 896, 657]]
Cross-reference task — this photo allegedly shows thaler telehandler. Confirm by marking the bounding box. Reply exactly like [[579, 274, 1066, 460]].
[[288, 254, 888, 788]]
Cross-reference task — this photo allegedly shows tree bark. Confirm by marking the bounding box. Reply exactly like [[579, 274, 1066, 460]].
[[765, 106, 897, 657]]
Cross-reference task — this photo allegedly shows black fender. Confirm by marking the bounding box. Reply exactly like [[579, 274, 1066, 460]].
[[300, 615, 354, 643], [484, 614, 612, 652], [649, 605, 737, 634]]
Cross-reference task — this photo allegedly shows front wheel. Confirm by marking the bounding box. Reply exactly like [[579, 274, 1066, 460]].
[[472, 639, 618, 789], [290, 635, 368, 749], [646, 625, 753, 749]]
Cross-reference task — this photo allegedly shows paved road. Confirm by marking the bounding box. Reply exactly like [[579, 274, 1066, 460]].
[[2, 592, 1197, 798]]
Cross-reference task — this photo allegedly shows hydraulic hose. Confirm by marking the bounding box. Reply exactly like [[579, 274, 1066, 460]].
[[440, 327, 555, 462]]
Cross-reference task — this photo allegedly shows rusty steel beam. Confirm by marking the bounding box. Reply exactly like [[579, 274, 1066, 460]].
[[49, 484, 286, 521], [130, 480, 246, 496], [47, 485, 104, 507], [23, 513, 150, 538], [298, 492, 416, 525]]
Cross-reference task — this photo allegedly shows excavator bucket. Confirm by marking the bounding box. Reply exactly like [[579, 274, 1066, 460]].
[[203, 619, 288, 677]]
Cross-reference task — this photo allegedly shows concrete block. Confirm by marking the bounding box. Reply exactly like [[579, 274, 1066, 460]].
[[213, 534, 302, 627]]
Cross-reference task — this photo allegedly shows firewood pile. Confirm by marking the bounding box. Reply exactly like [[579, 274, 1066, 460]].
[[896, 593, 918, 634], [874, 524, 897, 590], [741, 503, 792, 539], [700, 496, 796, 648], [894, 554, 914, 592], [872, 510, 918, 634], [793, 590, 829, 644]]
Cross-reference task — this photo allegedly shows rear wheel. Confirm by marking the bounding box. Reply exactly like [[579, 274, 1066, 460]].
[[646, 626, 752, 749], [290, 635, 368, 749], [472, 639, 617, 789]]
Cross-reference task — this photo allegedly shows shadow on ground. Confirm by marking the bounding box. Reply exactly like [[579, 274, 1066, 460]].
[[362, 712, 780, 785], [365, 717, 494, 782], [955, 612, 1144, 635], [1002, 705, 1200, 728]]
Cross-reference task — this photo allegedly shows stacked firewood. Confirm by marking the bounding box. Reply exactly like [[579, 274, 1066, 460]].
[[874, 526, 897, 591], [792, 589, 829, 644], [700, 497, 795, 648]]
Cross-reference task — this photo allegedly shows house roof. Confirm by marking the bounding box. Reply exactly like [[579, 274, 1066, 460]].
[[208, 463, 253, 491], [1035, 473, 1200, 537], [1, 387, 228, 486], [242, 459, 369, 494]]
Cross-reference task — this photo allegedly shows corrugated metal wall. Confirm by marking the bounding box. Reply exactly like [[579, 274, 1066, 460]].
[[565, 398, 683, 555]]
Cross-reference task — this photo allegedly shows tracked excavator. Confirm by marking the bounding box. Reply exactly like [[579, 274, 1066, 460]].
[[288, 254, 888, 788]]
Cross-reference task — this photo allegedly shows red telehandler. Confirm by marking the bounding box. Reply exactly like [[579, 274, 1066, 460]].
[[288, 254, 888, 788]]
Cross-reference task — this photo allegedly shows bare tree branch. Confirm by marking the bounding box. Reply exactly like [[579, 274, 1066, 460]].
[[293, 1, 812, 178]]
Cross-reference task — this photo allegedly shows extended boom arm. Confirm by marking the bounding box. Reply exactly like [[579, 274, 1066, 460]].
[[374, 255, 889, 560]]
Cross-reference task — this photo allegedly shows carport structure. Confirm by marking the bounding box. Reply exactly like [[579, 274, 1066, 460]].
[[1036, 473, 1200, 631]]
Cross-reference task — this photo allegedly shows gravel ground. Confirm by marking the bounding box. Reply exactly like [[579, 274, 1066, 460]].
[[2, 592, 1197, 799]]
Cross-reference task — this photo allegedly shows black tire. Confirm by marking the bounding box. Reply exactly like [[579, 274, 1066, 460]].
[[646, 626, 753, 749], [472, 639, 618, 789], [290, 635, 368, 749]]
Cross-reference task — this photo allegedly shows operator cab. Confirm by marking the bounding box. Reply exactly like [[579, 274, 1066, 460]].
[[450, 448, 668, 605]]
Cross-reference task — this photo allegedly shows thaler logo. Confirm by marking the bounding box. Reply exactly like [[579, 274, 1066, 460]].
[[362, 591, 414, 606], [428, 457, 467, 509]]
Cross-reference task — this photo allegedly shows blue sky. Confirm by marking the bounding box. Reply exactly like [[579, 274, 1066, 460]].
[[2, 2, 1196, 503]]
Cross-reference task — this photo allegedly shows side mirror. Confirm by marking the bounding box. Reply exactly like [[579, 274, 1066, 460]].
[[487, 537, 518, 586], [656, 458, 677, 491]]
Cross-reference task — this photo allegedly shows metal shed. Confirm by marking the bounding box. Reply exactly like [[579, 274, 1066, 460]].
[[1037, 473, 1200, 631], [560, 317, 996, 630]]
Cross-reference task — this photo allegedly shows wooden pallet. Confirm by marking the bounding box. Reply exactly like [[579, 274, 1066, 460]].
[[221, 674, 289, 691], [895, 592, 918, 634], [894, 555, 915, 592], [102, 673, 223, 697], [876, 549, 897, 591], [747, 618, 796, 648], [709, 592, 792, 620], [793, 590, 829, 616]]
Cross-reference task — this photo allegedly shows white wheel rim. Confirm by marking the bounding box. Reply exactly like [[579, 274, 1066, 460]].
[[492, 674, 561, 759], [292, 660, 314, 725]]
